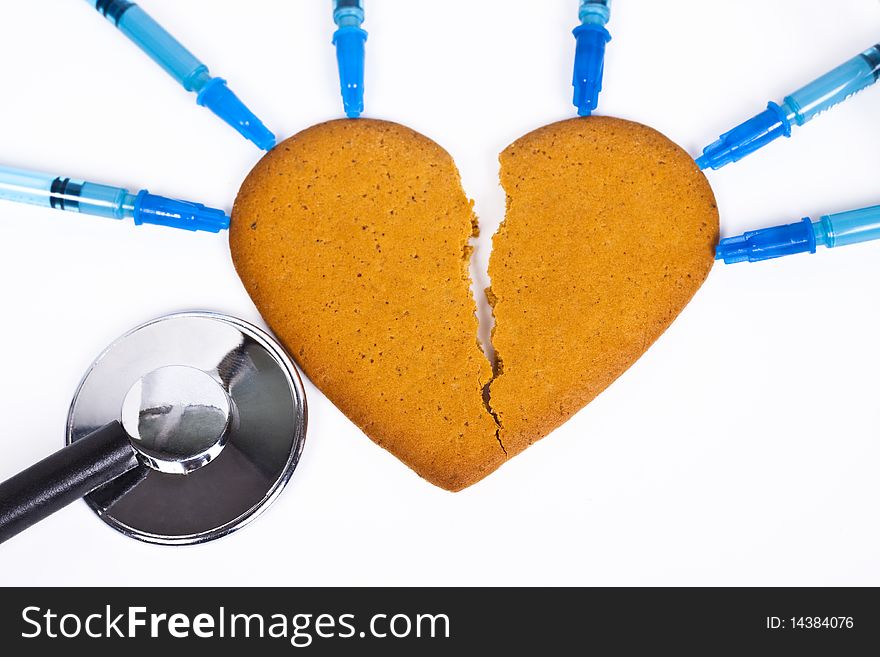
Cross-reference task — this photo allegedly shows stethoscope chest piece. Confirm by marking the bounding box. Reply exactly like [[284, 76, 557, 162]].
[[65, 312, 307, 545]]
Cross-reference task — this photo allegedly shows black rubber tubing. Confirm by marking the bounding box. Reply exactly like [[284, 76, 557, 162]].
[[0, 421, 138, 545]]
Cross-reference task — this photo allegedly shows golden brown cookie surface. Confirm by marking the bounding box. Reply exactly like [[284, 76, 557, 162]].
[[231, 117, 718, 491], [231, 119, 504, 491], [488, 117, 719, 456]]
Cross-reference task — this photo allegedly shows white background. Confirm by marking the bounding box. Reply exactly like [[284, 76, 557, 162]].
[[1, 0, 879, 586]]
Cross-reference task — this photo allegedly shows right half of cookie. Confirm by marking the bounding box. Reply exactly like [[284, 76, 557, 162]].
[[487, 117, 719, 457]]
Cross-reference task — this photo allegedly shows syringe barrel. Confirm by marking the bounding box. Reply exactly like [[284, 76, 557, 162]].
[[76, 183, 135, 219], [783, 44, 880, 126], [0, 166, 62, 209], [821, 204, 880, 248], [333, 0, 364, 28], [579, 0, 611, 25], [90, 1, 210, 92], [0, 166, 133, 220]]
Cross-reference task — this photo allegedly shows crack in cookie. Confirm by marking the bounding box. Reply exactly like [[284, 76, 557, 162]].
[[230, 117, 718, 491]]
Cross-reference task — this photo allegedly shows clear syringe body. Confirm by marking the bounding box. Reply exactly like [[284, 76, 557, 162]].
[[814, 205, 880, 248], [86, 0, 210, 91], [333, 0, 364, 28], [0, 166, 136, 220], [781, 44, 880, 126], [579, 0, 611, 25]]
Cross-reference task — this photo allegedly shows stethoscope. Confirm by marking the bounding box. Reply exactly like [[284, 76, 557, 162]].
[[0, 312, 307, 545]]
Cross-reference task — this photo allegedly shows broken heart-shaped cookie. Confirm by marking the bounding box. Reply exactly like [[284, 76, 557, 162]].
[[230, 117, 718, 491]]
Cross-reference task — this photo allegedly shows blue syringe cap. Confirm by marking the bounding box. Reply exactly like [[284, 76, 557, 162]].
[[134, 190, 229, 233], [696, 103, 791, 170], [715, 217, 816, 264], [197, 78, 277, 151], [333, 26, 368, 118], [572, 23, 611, 117]]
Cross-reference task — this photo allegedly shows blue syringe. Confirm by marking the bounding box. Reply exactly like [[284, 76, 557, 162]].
[[332, 0, 368, 118], [0, 165, 228, 233], [697, 43, 880, 170], [716, 203, 880, 264], [572, 0, 612, 117], [87, 0, 276, 150]]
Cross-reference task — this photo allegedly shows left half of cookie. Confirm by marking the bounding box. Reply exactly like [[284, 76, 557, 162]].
[[230, 119, 506, 491]]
